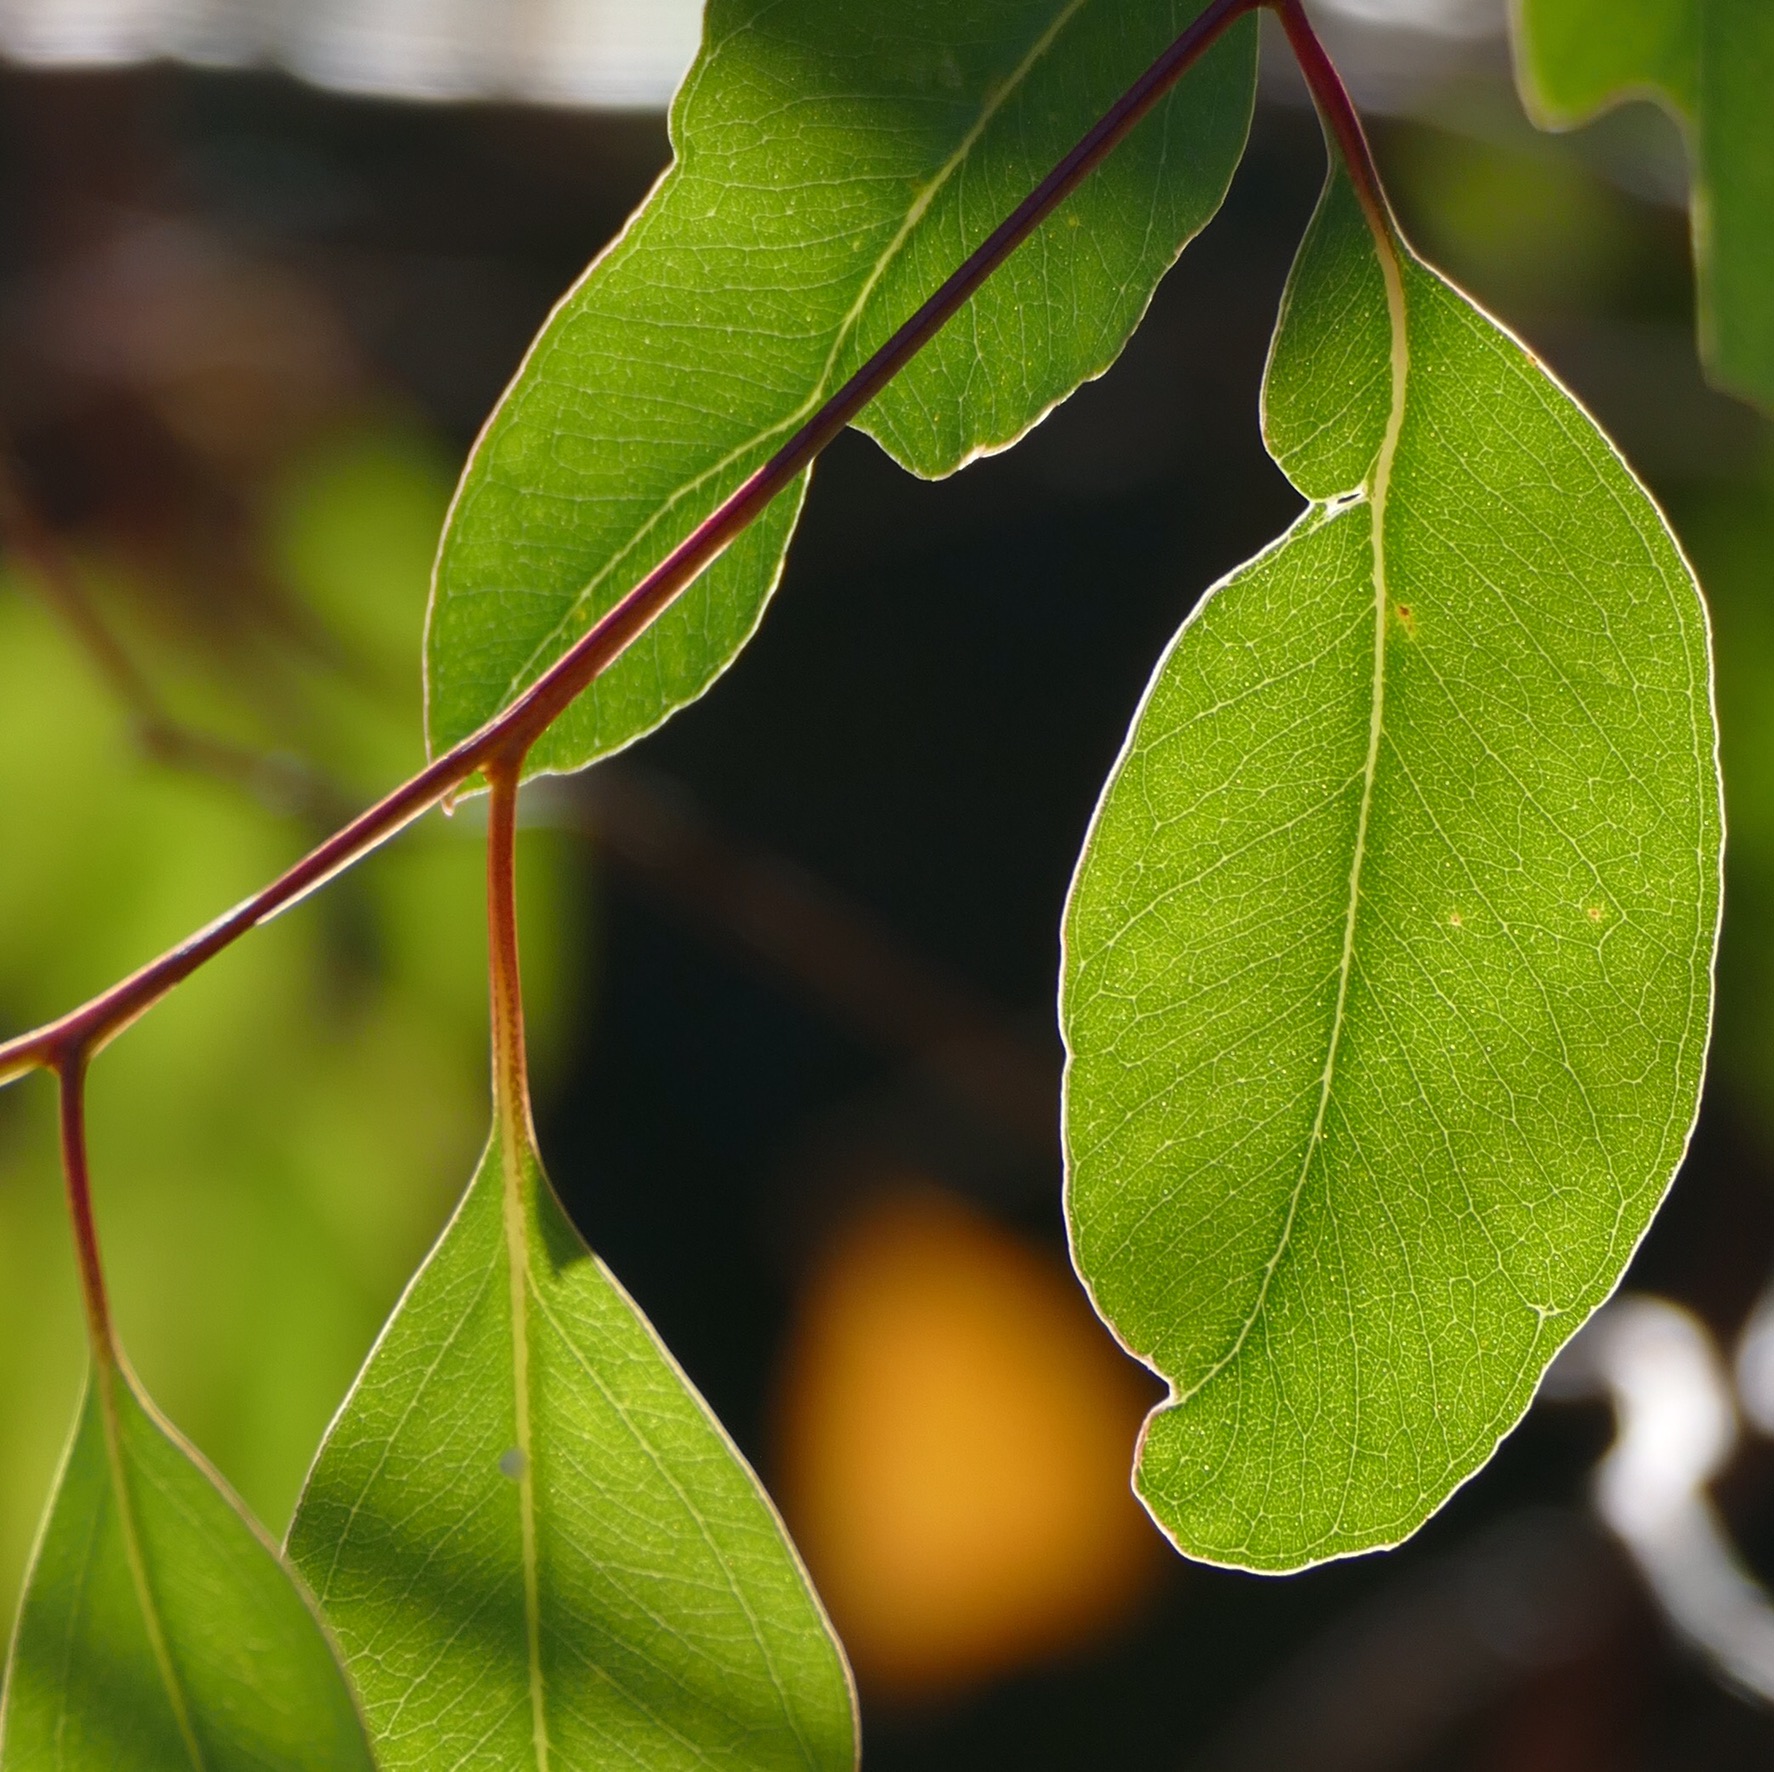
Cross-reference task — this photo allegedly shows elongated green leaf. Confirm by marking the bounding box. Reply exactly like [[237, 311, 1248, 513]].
[[1, 1359, 374, 1770], [1513, 0, 1695, 114], [1513, 0, 1774, 410], [1062, 170, 1721, 1572], [426, 0, 1257, 777], [287, 1115, 855, 1771]]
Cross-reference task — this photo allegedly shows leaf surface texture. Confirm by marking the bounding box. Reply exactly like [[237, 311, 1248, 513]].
[[425, 0, 1257, 776], [1, 1362, 375, 1771], [1062, 172, 1721, 1571], [288, 1118, 855, 1771]]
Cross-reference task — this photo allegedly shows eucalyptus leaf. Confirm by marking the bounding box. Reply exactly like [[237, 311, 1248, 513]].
[[287, 1115, 855, 1771], [1514, 0, 1774, 411], [1062, 170, 1721, 1572], [426, 0, 1257, 778], [0, 1359, 374, 1771]]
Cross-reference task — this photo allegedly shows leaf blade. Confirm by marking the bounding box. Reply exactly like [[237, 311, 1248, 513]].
[[1694, 0, 1774, 409], [1514, 0, 1696, 119], [288, 1120, 855, 1771], [1513, 0, 1774, 410], [426, 0, 1257, 776], [1062, 171, 1721, 1571], [1, 1363, 376, 1771]]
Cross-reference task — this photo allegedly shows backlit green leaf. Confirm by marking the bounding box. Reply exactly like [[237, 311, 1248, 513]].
[[1062, 170, 1721, 1572], [426, 0, 1257, 777], [0, 429, 573, 1623], [1, 1358, 374, 1771], [287, 1113, 855, 1771], [1513, 0, 1774, 410]]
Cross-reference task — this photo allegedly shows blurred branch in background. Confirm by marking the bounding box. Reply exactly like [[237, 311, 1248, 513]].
[[0, 58, 589, 1615], [1192, 1510, 1627, 1771], [0, 445, 348, 820], [538, 768, 1061, 1162]]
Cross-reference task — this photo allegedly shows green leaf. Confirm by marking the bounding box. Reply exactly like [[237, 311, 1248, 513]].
[[0, 429, 575, 1623], [1061, 169, 1721, 1572], [426, 0, 1257, 777], [287, 1114, 856, 1771], [1513, 0, 1696, 115], [1513, 0, 1774, 410], [1, 1359, 375, 1770]]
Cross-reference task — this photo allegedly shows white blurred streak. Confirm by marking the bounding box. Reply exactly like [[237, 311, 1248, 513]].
[[1734, 1284, 1774, 1436], [0, 0, 704, 107], [1256, 0, 1507, 115], [1313, 0, 1500, 40], [0, 0, 175, 62], [1587, 1298, 1735, 1534], [529, 0, 702, 108], [0, 0, 1509, 113], [1554, 1296, 1774, 1703]]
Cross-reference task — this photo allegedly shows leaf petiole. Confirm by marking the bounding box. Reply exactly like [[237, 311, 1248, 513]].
[[1274, 0, 1399, 254], [482, 750, 552, 1767], [55, 1060, 113, 1363]]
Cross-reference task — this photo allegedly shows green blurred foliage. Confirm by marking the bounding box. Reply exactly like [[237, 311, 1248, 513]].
[[0, 417, 578, 1623], [1384, 110, 1688, 326], [1514, 0, 1774, 412], [1393, 129, 1639, 316], [1671, 462, 1774, 1123]]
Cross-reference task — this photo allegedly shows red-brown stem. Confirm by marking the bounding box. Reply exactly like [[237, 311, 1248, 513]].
[[1273, 0, 1398, 243], [485, 749, 532, 1136], [57, 1057, 115, 1360], [0, 0, 1259, 1092]]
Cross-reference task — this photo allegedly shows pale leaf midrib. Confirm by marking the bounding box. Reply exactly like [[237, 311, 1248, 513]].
[[98, 1370, 207, 1772], [524, 1262, 821, 1769], [1172, 227, 1409, 1411], [499, 1133, 548, 1772]]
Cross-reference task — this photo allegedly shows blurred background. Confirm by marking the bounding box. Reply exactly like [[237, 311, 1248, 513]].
[[1, 0, 1772, 1765]]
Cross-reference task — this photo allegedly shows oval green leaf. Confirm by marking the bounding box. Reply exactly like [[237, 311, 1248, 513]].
[[425, 0, 1257, 778], [1062, 169, 1721, 1572], [287, 1115, 855, 1771], [1513, 0, 1774, 411], [1, 1360, 375, 1771]]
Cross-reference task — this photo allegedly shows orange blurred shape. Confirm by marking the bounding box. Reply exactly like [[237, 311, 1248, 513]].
[[773, 1182, 1165, 1701]]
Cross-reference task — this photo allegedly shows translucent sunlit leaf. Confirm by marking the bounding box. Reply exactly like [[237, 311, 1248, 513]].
[[1063, 169, 1721, 1570], [289, 1112, 855, 1771], [425, 0, 1257, 777], [2, 1359, 373, 1771]]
